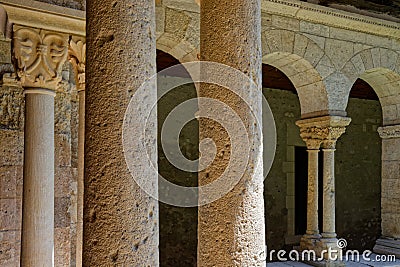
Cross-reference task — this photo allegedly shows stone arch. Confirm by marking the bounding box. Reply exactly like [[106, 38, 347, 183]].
[[155, 4, 199, 63], [342, 48, 400, 125], [263, 51, 330, 118]]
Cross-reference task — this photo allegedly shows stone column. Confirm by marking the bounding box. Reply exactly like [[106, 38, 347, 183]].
[[318, 118, 350, 255], [13, 27, 68, 266], [374, 125, 400, 258], [84, 0, 158, 266], [198, 0, 266, 266], [296, 120, 323, 250], [68, 38, 85, 267], [297, 116, 350, 254]]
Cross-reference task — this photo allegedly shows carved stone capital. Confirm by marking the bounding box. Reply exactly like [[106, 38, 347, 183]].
[[378, 125, 400, 139], [13, 27, 68, 90], [296, 116, 351, 149], [68, 38, 86, 92]]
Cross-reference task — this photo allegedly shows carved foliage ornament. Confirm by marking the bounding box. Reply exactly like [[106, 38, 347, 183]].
[[68, 39, 86, 91], [13, 28, 68, 90]]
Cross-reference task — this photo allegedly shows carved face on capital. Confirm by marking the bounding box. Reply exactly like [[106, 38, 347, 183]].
[[13, 28, 68, 89]]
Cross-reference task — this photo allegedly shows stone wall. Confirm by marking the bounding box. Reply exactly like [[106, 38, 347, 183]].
[[0, 62, 78, 266]]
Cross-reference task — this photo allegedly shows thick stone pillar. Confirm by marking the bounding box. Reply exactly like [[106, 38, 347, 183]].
[[198, 0, 266, 266], [374, 125, 400, 258], [13, 27, 68, 266], [84, 0, 158, 266], [321, 145, 336, 239], [68, 38, 86, 267]]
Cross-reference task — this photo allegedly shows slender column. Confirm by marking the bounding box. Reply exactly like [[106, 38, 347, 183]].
[[374, 125, 400, 258], [198, 0, 266, 266], [69, 38, 86, 267], [296, 116, 350, 254], [84, 0, 158, 266], [321, 144, 337, 239], [13, 27, 68, 266], [306, 146, 321, 238]]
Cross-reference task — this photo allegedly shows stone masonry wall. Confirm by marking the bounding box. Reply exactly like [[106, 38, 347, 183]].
[[0, 62, 78, 266]]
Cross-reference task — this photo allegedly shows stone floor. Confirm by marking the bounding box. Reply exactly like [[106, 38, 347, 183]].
[[267, 254, 400, 267]]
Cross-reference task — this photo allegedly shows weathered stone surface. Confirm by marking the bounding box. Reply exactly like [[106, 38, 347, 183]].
[[0, 84, 24, 130], [0, 130, 23, 166], [55, 133, 71, 167], [55, 196, 71, 228], [34, 0, 85, 10], [0, 198, 22, 231], [55, 227, 71, 267], [0, 230, 20, 266], [165, 8, 191, 43], [0, 166, 23, 198]]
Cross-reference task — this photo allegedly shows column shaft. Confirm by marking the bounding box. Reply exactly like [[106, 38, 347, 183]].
[[84, 0, 158, 266], [199, 0, 266, 266], [21, 91, 55, 267], [76, 89, 84, 267], [322, 148, 336, 238], [306, 149, 320, 237]]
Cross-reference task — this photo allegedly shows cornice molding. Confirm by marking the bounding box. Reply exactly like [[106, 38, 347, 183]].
[[0, 0, 85, 37], [262, 0, 400, 40]]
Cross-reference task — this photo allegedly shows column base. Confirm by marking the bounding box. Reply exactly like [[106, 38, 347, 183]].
[[373, 238, 400, 258], [300, 233, 321, 251]]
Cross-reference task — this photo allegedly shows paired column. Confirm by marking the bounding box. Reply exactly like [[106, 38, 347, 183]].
[[374, 125, 400, 258], [198, 0, 266, 266], [13, 27, 68, 266], [68, 38, 86, 267], [84, 0, 158, 266], [297, 116, 350, 254]]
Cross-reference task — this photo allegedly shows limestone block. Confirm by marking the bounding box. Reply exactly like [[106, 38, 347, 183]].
[[55, 134, 71, 167], [382, 213, 400, 238], [272, 15, 299, 31], [291, 68, 322, 87], [350, 53, 366, 75], [0, 166, 23, 198], [382, 105, 398, 125], [261, 13, 272, 29], [165, 7, 191, 43], [0, 198, 21, 231], [303, 33, 326, 50], [371, 47, 381, 68], [300, 21, 329, 38], [342, 61, 359, 81], [382, 197, 400, 214], [382, 161, 400, 180], [55, 196, 71, 228], [55, 167, 73, 197], [0, 230, 20, 266], [55, 91, 72, 135], [360, 49, 374, 70], [184, 12, 199, 49], [0, 130, 23, 166], [380, 48, 398, 71], [0, 83, 24, 131], [303, 41, 324, 67], [316, 55, 335, 79], [294, 33, 308, 57], [266, 29, 282, 53], [55, 227, 71, 267], [325, 38, 354, 69], [365, 34, 392, 49], [156, 6, 165, 38], [382, 138, 400, 161], [281, 30, 295, 54], [381, 179, 400, 199], [329, 27, 366, 44]]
